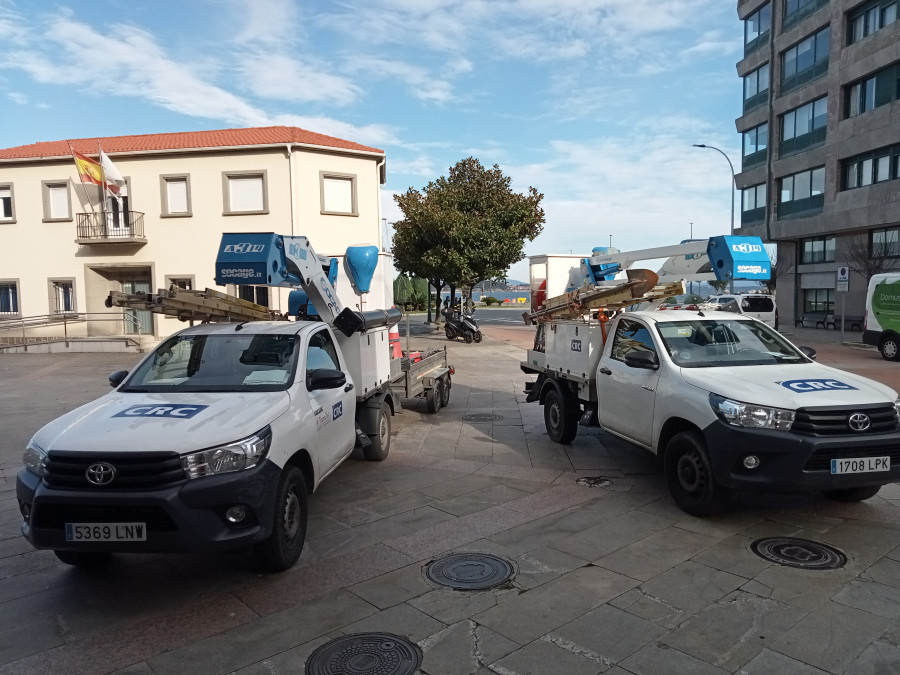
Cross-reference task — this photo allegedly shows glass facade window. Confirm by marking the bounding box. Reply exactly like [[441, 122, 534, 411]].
[[781, 27, 830, 93], [781, 96, 827, 155], [778, 166, 825, 218], [801, 236, 835, 263], [849, 1, 897, 44], [743, 63, 770, 111], [843, 144, 900, 190], [804, 288, 834, 313], [741, 183, 767, 223], [785, 0, 829, 27], [846, 63, 900, 118], [745, 3, 771, 54], [873, 227, 900, 258], [742, 123, 768, 168]]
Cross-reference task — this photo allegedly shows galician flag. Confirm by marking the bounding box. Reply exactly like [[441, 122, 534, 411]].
[[73, 151, 103, 187], [99, 150, 127, 197]]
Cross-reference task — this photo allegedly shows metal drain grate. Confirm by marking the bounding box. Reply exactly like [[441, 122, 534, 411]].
[[576, 476, 613, 488], [750, 537, 847, 570], [461, 413, 503, 422], [305, 633, 422, 675], [425, 552, 514, 590]]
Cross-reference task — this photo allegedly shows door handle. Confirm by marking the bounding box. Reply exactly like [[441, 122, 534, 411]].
[[344, 383, 354, 392], [599, 367, 612, 375]]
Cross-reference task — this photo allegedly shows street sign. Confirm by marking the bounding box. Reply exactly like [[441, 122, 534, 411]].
[[837, 280, 849, 293], [837, 266, 849, 282]]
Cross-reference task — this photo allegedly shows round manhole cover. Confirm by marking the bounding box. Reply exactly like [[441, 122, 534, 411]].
[[425, 553, 514, 590], [576, 476, 613, 488], [750, 537, 847, 570], [305, 632, 422, 675], [461, 413, 503, 422]]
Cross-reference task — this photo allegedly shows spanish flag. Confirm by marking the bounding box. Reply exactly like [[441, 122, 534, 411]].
[[73, 151, 103, 187]]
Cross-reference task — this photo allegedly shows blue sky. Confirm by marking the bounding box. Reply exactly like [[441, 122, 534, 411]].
[[1, 0, 744, 281]]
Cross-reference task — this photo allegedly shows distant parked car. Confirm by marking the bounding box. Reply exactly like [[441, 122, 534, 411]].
[[701, 293, 778, 330], [657, 294, 704, 311]]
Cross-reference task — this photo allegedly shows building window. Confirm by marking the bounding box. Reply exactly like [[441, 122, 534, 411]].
[[320, 172, 358, 216], [0, 184, 15, 223], [743, 63, 770, 112], [239, 285, 269, 307], [848, 1, 897, 44], [50, 280, 75, 313], [784, 0, 830, 29], [781, 96, 827, 156], [160, 175, 191, 217], [873, 227, 900, 257], [801, 236, 835, 263], [745, 3, 771, 55], [843, 144, 899, 189], [778, 166, 825, 218], [781, 27, 830, 94], [741, 183, 767, 224], [846, 63, 900, 117], [803, 288, 834, 313], [42, 181, 72, 221], [223, 171, 268, 215], [165, 276, 194, 291], [742, 123, 768, 169], [0, 281, 19, 315]]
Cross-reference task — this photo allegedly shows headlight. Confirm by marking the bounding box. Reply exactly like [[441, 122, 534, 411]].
[[23, 440, 47, 476], [180, 426, 271, 480], [710, 394, 795, 430], [894, 397, 900, 420]]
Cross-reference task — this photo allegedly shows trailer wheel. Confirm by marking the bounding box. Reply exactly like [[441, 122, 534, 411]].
[[426, 380, 443, 413], [543, 388, 578, 444], [823, 485, 881, 502], [440, 374, 451, 407], [255, 465, 308, 572], [363, 402, 392, 461], [54, 550, 112, 567], [664, 431, 731, 516]]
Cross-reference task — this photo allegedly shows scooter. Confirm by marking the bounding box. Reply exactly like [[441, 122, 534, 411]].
[[442, 305, 482, 343]]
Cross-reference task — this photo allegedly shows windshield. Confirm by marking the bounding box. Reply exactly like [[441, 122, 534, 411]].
[[656, 319, 805, 368], [121, 333, 300, 392]]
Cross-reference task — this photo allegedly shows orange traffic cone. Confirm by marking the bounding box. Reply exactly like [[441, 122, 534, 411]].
[[388, 325, 402, 358]]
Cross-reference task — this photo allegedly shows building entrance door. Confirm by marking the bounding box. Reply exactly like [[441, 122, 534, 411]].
[[122, 280, 153, 334]]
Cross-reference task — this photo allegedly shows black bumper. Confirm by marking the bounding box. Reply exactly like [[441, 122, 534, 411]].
[[16, 460, 281, 554], [702, 420, 900, 492], [862, 330, 880, 347]]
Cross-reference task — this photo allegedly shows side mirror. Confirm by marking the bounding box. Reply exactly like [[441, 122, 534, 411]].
[[624, 350, 659, 370], [109, 370, 129, 388], [798, 345, 817, 361], [307, 368, 347, 391]]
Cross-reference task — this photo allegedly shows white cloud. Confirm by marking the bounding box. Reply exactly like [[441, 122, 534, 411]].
[[8, 91, 27, 105], [238, 53, 362, 106], [351, 57, 457, 104]]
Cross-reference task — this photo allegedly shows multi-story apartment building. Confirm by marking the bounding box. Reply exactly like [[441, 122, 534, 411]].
[[735, 0, 900, 324], [0, 126, 386, 347]]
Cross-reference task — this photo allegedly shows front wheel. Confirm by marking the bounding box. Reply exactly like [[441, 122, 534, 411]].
[[363, 402, 392, 461], [473, 331, 483, 343], [879, 335, 900, 361], [543, 387, 579, 444], [664, 430, 731, 516], [823, 485, 881, 502], [445, 325, 455, 341], [463, 332, 473, 344], [255, 465, 308, 572]]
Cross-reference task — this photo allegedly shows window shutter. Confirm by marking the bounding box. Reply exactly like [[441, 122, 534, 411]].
[[49, 185, 69, 219], [229, 176, 264, 212], [323, 177, 353, 213], [166, 179, 188, 213]]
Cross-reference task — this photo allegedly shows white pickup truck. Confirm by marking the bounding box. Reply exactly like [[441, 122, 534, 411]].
[[17, 321, 372, 571], [523, 310, 900, 515]]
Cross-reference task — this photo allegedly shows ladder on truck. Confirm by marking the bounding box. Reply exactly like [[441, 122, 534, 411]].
[[525, 269, 687, 324], [106, 286, 287, 324]]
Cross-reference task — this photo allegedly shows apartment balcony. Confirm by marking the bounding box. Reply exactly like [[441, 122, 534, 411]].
[[76, 211, 147, 245]]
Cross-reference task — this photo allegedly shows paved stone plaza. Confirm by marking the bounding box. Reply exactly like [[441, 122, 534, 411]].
[[2, 323, 900, 674]]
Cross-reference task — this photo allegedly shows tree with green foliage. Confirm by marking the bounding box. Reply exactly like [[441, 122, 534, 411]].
[[392, 157, 545, 320]]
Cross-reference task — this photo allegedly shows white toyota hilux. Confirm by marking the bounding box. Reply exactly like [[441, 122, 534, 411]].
[[16, 320, 365, 571]]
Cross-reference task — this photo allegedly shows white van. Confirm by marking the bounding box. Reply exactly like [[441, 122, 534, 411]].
[[863, 273, 900, 360], [701, 293, 778, 330]]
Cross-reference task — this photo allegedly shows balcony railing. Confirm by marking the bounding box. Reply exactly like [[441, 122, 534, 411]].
[[76, 211, 146, 244]]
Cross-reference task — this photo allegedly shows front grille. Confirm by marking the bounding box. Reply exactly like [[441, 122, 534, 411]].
[[804, 445, 900, 472], [793, 404, 898, 436], [33, 503, 177, 530], [43, 451, 186, 490]]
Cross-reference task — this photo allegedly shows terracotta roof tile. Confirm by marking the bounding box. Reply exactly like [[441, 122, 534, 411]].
[[0, 126, 383, 160]]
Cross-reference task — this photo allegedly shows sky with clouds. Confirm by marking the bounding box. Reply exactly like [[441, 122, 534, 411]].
[[1, 0, 744, 281]]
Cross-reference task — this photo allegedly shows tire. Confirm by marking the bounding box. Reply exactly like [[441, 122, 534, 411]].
[[543, 387, 579, 444], [426, 380, 443, 414], [473, 331, 483, 343], [823, 485, 881, 502], [664, 431, 731, 516], [439, 374, 451, 407], [464, 332, 473, 344], [54, 550, 112, 567], [255, 465, 308, 572], [879, 335, 900, 361], [445, 325, 455, 341], [363, 402, 392, 461]]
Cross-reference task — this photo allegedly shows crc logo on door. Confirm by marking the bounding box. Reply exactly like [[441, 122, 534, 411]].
[[571, 340, 582, 352], [780, 379, 858, 393], [333, 401, 343, 420], [113, 405, 209, 418], [223, 243, 265, 254]]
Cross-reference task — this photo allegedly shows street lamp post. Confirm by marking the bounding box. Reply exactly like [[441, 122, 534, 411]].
[[693, 143, 736, 293]]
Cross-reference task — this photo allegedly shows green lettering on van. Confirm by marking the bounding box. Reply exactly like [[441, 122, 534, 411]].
[[873, 280, 900, 331]]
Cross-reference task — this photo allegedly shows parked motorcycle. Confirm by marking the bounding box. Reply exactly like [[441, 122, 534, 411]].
[[442, 305, 482, 343]]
